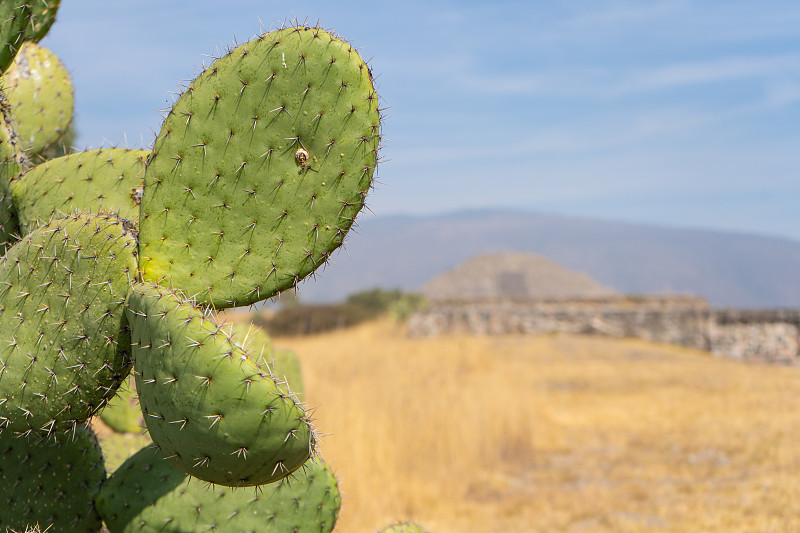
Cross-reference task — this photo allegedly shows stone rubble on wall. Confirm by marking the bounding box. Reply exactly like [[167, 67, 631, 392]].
[[407, 296, 800, 365], [709, 322, 800, 365]]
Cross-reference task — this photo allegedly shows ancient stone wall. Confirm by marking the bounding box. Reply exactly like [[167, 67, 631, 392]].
[[407, 297, 800, 364], [709, 309, 800, 364]]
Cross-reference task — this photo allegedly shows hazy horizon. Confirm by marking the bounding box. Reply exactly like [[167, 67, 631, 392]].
[[357, 206, 800, 244]]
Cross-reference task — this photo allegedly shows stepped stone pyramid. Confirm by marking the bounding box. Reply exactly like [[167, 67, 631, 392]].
[[421, 252, 620, 302]]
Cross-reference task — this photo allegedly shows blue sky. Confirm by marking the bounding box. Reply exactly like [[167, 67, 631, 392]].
[[41, 1, 800, 240]]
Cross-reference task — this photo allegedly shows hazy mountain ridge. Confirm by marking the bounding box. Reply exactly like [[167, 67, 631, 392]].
[[295, 209, 800, 308]]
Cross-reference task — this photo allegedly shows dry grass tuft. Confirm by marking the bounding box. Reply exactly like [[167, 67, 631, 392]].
[[280, 319, 800, 532]]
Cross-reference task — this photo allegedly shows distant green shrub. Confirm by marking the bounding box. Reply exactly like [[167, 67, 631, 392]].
[[346, 287, 405, 313], [254, 288, 427, 336], [390, 292, 428, 321], [253, 303, 373, 336], [348, 287, 427, 320]]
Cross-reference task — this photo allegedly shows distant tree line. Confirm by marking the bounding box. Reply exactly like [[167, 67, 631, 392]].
[[252, 288, 427, 336]]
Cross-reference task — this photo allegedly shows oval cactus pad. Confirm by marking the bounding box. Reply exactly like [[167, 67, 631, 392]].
[[0, 213, 138, 439], [139, 26, 381, 308], [0, 119, 22, 252], [11, 147, 147, 235], [127, 282, 314, 486], [97, 446, 339, 533], [2, 42, 74, 156], [27, 0, 61, 43], [0, 1, 30, 74], [0, 426, 105, 532]]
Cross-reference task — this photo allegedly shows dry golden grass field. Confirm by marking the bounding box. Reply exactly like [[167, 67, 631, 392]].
[[277, 319, 800, 533]]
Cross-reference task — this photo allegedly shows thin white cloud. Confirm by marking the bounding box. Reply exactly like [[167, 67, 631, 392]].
[[390, 91, 792, 177], [459, 53, 800, 99], [520, 0, 800, 50], [764, 81, 800, 107], [383, 135, 800, 211], [617, 54, 800, 95], [390, 103, 729, 167], [565, 0, 686, 28], [506, 101, 765, 159]]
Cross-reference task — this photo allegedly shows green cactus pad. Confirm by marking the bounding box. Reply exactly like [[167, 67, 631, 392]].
[[269, 347, 305, 400], [0, 212, 138, 439], [26, 0, 60, 43], [0, 184, 16, 252], [10, 147, 147, 235], [97, 445, 340, 533], [139, 25, 381, 308], [0, 71, 30, 252], [0, 426, 105, 533], [3, 42, 74, 156], [127, 282, 315, 486], [97, 430, 151, 473], [0, 120, 21, 251], [98, 374, 142, 434], [0, 1, 30, 74]]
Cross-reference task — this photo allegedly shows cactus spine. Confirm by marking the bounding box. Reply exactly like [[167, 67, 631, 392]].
[[269, 347, 305, 400]]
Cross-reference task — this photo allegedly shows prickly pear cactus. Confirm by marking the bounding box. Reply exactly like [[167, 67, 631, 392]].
[[0, 195, 16, 252], [0, 75, 30, 252], [97, 430, 151, 473], [10, 147, 147, 235], [0, 1, 30, 74], [96, 445, 340, 533], [26, 0, 60, 43], [2, 41, 73, 157], [0, 212, 137, 438], [0, 425, 105, 533], [0, 15, 386, 530], [0, 119, 21, 251], [0, 88, 28, 173], [98, 374, 142, 434], [269, 347, 305, 400], [139, 26, 381, 308], [127, 282, 314, 486]]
